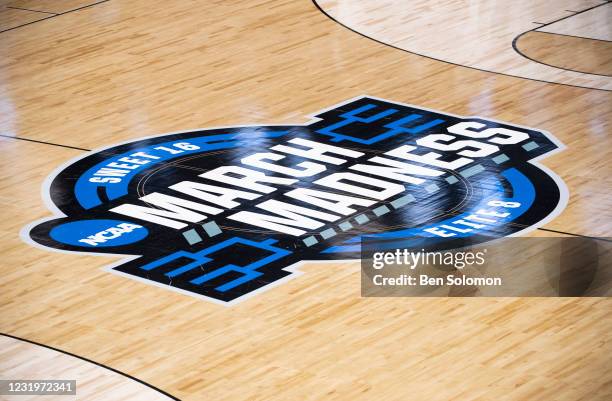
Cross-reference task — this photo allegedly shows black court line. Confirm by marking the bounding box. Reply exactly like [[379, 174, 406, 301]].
[[6, 6, 58, 15], [0, 333, 181, 400], [512, 2, 612, 77], [311, 0, 610, 92], [0, 134, 90, 151], [537, 228, 612, 242], [0, 1, 110, 34], [513, 31, 612, 78], [533, 30, 612, 44]]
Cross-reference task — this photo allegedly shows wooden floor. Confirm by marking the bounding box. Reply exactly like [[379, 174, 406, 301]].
[[0, 334, 175, 401], [317, 0, 612, 90], [0, 0, 611, 400]]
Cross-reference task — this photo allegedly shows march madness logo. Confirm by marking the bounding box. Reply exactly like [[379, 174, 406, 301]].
[[24, 97, 567, 304]]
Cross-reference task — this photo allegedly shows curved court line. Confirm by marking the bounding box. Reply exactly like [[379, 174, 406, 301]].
[[311, 0, 611, 92], [512, 32, 612, 77], [0, 332, 181, 401], [511, 2, 612, 78]]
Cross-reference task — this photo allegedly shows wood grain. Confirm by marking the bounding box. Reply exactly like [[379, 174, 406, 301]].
[[516, 31, 612, 76], [317, 0, 612, 90], [4, 0, 102, 14], [0, 6, 47, 31], [0, 335, 176, 401], [0, 0, 610, 400]]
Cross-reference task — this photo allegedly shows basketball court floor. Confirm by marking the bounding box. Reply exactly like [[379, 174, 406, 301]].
[[0, 0, 611, 400]]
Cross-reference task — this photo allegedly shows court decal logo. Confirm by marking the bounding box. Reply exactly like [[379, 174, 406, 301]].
[[24, 96, 567, 304]]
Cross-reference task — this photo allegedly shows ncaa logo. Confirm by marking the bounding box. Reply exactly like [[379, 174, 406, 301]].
[[23, 96, 567, 304]]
